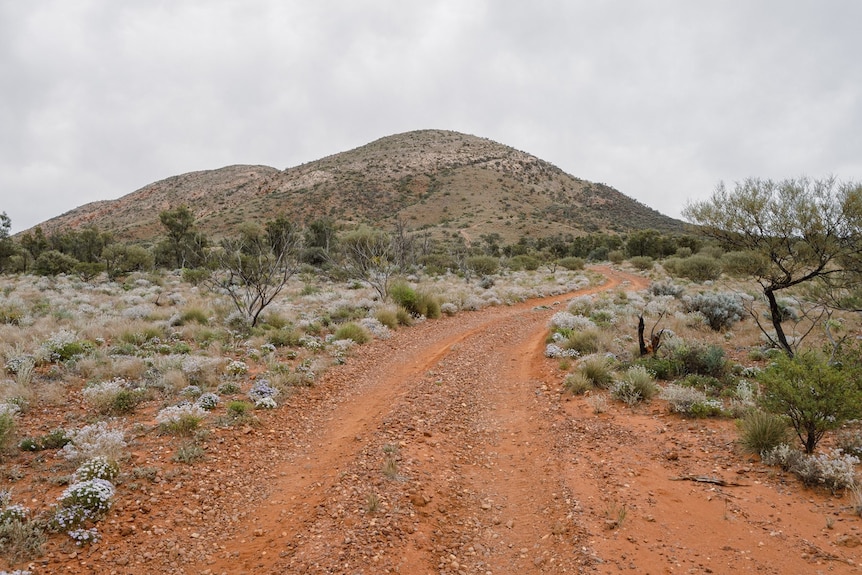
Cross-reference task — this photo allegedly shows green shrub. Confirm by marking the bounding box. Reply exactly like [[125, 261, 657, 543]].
[[678, 374, 726, 397], [374, 308, 399, 329], [612, 365, 658, 405], [466, 255, 500, 276], [390, 281, 418, 310], [564, 330, 600, 354], [636, 355, 683, 380], [721, 250, 769, 277], [178, 308, 209, 325], [563, 372, 594, 395], [758, 352, 862, 453], [267, 328, 302, 348], [34, 250, 79, 276], [507, 254, 540, 271], [628, 256, 654, 271], [333, 322, 371, 344], [608, 250, 625, 264], [674, 255, 723, 282], [40, 428, 70, 450], [417, 292, 441, 319], [579, 356, 615, 389], [18, 437, 39, 452], [395, 307, 413, 326], [673, 343, 727, 379], [0, 410, 16, 452], [181, 267, 210, 286], [738, 410, 789, 455], [557, 257, 585, 271]]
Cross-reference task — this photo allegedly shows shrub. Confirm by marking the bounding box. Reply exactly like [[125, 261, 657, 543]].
[[557, 257, 585, 271], [564, 330, 600, 354], [0, 409, 16, 453], [763, 445, 859, 493], [374, 308, 399, 329], [674, 254, 723, 282], [611, 365, 658, 405], [60, 422, 127, 463], [738, 410, 789, 454], [682, 292, 746, 331], [721, 250, 768, 277], [226, 400, 251, 418], [248, 379, 280, 406], [156, 404, 207, 436], [507, 255, 540, 271], [466, 255, 499, 276], [53, 478, 115, 530], [672, 343, 727, 379], [0, 514, 45, 563], [334, 322, 370, 344], [34, 250, 79, 276], [758, 352, 862, 453], [195, 392, 220, 411], [73, 457, 120, 482], [417, 292, 442, 319], [177, 307, 209, 325], [40, 428, 70, 450], [660, 384, 724, 417], [173, 442, 205, 464], [267, 327, 302, 348], [82, 378, 144, 415], [563, 372, 594, 395], [579, 356, 615, 389], [649, 281, 684, 298], [628, 256, 654, 271]]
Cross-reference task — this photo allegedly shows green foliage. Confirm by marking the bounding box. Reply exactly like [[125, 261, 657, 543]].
[[34, 249, 79, 276], [557, 256, 585, 270], [564, 330, 600, 354], [612, 365, 658, 405], [738, 410, 789, 455], [507, 254, 540, 271], [563, 372, 594, 395], [628, 256, 654, 271], [684, 176, 862, 357], [173, 442, 206, 464], [666, 254, 723, 282], [333, 322, 370, 344], [73, 261, 106, 281], [673, 343, 727, 379], [758, 352, 862, 453], [177, 308, 209, 326], [389, 281, 418, 311], [267, 327, 302, 348], [466, 255, 499, 276], [181, 267, 210, 286], [374, 308, 399, 329], [102, 244, 154, 278], [721, 250, 769, 277], [579, 356, 615, 388]]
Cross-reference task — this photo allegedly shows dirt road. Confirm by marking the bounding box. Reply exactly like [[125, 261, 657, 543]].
[[51, 267, 858, 574]]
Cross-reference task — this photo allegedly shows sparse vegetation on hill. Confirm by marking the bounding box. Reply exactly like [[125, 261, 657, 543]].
[[27, 130, 682, 245]]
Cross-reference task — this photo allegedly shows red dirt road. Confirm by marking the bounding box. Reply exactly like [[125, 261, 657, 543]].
[[30, 267, 860, 574]]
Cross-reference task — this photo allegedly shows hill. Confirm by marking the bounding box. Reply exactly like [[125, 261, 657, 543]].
[[34, 130, 683, 243]]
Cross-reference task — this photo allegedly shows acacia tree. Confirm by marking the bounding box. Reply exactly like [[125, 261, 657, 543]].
[[208, 219, 301, 327], [338, 227, 396, 299], [683, 176, 862, 357], [158, 206, 208, 268]]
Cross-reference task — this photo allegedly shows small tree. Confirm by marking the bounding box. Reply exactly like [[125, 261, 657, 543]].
[[684, 176, 862, 357], [338, 227, 396, 299], [158, 206, 208, 268], [757, 352, 862, 454], [207, 220, 301, 327]]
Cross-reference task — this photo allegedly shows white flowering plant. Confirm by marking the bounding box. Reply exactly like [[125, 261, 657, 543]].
[[60, 422, 127, 463]]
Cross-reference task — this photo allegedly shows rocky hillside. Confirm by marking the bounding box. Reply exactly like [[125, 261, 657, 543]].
[[35, 130, 683, 242]]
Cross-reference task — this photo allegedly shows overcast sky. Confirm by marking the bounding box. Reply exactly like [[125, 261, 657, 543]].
[[2, 1, 861, 234]]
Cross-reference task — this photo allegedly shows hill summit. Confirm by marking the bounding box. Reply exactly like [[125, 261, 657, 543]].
[[37, 129, 682, 242]]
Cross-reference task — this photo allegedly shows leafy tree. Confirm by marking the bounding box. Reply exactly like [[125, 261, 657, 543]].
[[684, 176, 862, 356], [0, 212, 14, 270], [19, 226, 49, 262], [207, 220, 301, 327], [102, 244, 154, 279], [338, 227, 396, 299], [158, 206, 208, 268], [757, 352, 862, 454], [34, 249, 79, 276]]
